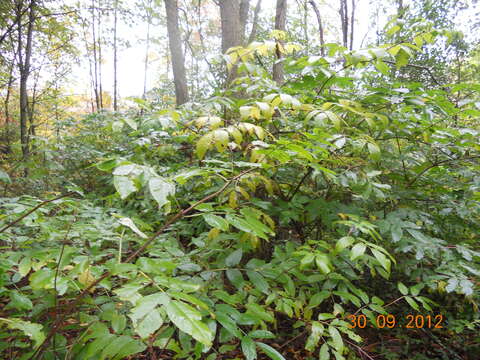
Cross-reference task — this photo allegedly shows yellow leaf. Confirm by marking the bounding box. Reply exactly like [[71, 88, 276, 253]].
[[78, 268, 96, 292]]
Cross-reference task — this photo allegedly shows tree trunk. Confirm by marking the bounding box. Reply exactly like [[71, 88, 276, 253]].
[[308, 0, 325, 56], [219, 0, 241, 54], [273, 0, 287, 85], [165, 0, 189, 106], [113, 0, 118, 111], [219, 0, 242, 85], [143, 0, 152, 99], [3, 59, 14, 152], [339, 0, 348, 48], [97, 3, 103, 109], [18, 0, 35, 160], [239, 0, 250, 44], [247, 0, 262, 44], [349, 0, 356, 50], [91, 0, 100, 110]]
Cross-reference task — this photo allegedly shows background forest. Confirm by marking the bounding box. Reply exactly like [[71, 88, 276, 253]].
[[0, 0, 479, 359]]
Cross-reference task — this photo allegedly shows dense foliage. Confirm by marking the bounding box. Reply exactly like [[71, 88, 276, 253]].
[[1, 11, 480, 360]]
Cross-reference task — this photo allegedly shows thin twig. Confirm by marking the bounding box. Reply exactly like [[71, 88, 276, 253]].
[[0, 192, 75, 237]]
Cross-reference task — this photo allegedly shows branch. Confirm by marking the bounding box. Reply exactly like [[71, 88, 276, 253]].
[[0, 192, 75, 235], [383, 60, 443, 86], [406, 155, 480, 187]]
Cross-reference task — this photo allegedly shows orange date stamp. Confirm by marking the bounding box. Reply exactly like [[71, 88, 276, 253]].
[[346, 314, 444, 329]]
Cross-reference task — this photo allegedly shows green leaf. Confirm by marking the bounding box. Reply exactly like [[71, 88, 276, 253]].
[[0, 318, 45, 348], [315, 254, 332, 274], [96, 158, 119, 171], [308, 291, 330, 308], [196, 133, 213, 159], [29, 268, 53, 290], [226, 214, 268, 240], [165, 300, 213, 346], [374, 60, 390, 76], [257, 342, 286, 360], [246, 303, 274, 322], [300, 253, 315, 269], [8, 291, 33, 311], [336, 236, 354, 252], [226, 248, 243, 267], [248, 330, 276, 339], [18, 257, 32, 277], [397, 282, 409, 296], [215, 310, 242, 338], [246, 270, 270, 294], [226, 269, 244, 288], [114, 176, 137, 199], [111, 313, 126, 334], [305, 321, 324, 352], [319, 343, 330, 360], [0, 169, 11, 184], [241, 336, 257, 360], [129, 293, 168, 338], [123, 117, 138, 130], [112, 336, 146, 360], [350, 243, 366, 261], [333, 291, 361, 307], [404, 296, 419, 311], [149, 177, 175, 209], [328, 326, 343, 352], [203, 213, 229, 231], [371, 249, 391, 272]]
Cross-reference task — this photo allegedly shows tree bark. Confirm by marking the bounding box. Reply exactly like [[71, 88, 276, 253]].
[[273, 0, 287, 85], [349, 0, 356, 50], [18, 0, 35, 160], [113, 0, 118, 111], [91, 0, 100, 110], [219, 0, 241, 54], [239, 0, 250, 44], [97, 3, 103, 109], [219, 0, 242, 85], [308, 0, 325, 56], [247, 0, 262, 44], [165, 0, 189, 106], [339, 0, 348, 48], [3, 58, 14, 152], [142, 0, 152, 99]]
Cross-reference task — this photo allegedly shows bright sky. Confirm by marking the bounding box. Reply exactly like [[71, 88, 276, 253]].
[[68, 0, 374, 99], [68, 0, 478, 100]]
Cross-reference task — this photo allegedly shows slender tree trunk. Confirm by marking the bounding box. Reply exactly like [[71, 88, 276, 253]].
[[97, 4, 103, 109], [349, 0, 356, 50], [165, 0, 189, 106], [273, 0, 287, 85], [18, 0, 35, 160], [113, 0, 118, 111], [247, 0, 262, 44], [303, 0, 309, 52], [143, 0, 152, 99], [91, 0, 100, 110], [239, 0, 250, 44], [308, 0, 325, 56], [4, 60, 14, 151], [339, 0, 348, 48]]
